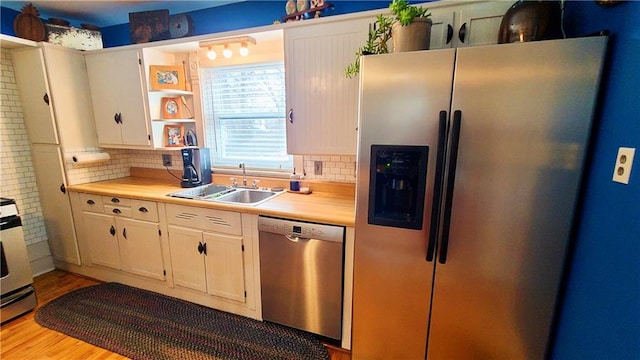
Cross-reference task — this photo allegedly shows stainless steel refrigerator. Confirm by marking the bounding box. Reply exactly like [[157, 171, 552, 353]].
[[352, 36, 607, 359]]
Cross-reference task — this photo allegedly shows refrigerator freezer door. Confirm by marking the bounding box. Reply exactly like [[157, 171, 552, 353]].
[[427, 37, 607, 359], [352, 49, 455, 359]]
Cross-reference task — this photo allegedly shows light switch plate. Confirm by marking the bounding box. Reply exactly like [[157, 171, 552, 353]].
[[612, 147, 635, 184]]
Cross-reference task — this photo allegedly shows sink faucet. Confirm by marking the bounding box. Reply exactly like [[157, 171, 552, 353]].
[[239, 163, 247, 187]]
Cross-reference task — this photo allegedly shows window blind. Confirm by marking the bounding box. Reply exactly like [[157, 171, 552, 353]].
[[201, 62, 292, 170]]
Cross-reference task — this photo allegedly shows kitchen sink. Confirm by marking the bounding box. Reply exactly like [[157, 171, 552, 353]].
[[213, 188, 283, 206], [167, 184, 283, 206], [167, 184, 234, 199]]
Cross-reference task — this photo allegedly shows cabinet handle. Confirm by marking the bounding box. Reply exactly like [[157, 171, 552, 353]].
[[138, 207, 148, 213], [197, 242, 204, 254], [111, 197, 120, 203], [122, 228, 127, 239], [458, 22, 467, 43], [288, 108, 294, 124], [59, 183, 66, 194], [202, 242, 207, 255], [109, 225, 116, 236], [118, 113, 123, 124], [112, 208, 121, 214], [446, 24, 454, 44], [114, 113, 119, 124], [43, 93, 50, 105], [86, 199, 95, 205]]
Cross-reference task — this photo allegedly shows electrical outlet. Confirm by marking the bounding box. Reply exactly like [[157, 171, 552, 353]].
[[612, 147, 635, 184], [162, 154, 172, 167], [314, 161, 323, 175]]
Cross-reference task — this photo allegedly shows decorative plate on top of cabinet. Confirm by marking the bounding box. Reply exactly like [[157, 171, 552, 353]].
[[14, 4, 46, 41]]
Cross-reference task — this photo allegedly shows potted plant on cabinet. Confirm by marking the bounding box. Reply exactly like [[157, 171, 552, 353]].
[[344, 0, 431, 78]]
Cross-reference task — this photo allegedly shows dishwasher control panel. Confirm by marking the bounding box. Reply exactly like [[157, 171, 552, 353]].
[[257, 216, 344, 243]]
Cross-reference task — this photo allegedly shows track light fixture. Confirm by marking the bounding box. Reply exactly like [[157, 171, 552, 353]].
[[199, 36, 257, 61]]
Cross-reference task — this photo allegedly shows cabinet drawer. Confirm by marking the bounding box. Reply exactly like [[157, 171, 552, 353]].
[[103, 196, 131, 207], [166, 204, 242, 236], [104, 205, 132, 218], [79, 193, 104, 212], [131, 199, 158, 222]]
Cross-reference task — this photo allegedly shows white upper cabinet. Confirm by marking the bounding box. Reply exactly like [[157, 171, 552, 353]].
[[12, 45, 97, 147], [284, 16, 373, 155], [429, 1, 514, 49], [85, 49, 151, 148]]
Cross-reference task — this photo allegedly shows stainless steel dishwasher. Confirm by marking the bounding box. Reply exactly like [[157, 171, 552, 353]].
[[258, 215, 345, 340]]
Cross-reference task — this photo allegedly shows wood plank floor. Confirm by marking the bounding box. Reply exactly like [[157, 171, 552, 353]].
[[0, 270, 351, 360]]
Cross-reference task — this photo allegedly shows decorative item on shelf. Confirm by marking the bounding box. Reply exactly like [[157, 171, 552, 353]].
[[161, 97, 183, 119], [344, 0, 431, 78], [149, 65, 186, 91], [45, 23, 103, 50], [283, 1, 333, 21], [13, 3, 46, 41], [48, 18, 70, 26], [286, 0, 297, 15], [129, 9, 170, 44], [595, 0, 624, 6], [169, 14, 193, 39], [498, 1, 562, 44], [199, 36, 256, 61], [163, 124, 185, 147]]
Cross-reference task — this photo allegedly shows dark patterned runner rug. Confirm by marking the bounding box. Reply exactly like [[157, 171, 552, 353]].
[[35, 283, 329, 360]]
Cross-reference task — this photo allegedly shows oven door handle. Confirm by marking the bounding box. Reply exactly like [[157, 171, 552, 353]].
[[0, 286, 34, 309]]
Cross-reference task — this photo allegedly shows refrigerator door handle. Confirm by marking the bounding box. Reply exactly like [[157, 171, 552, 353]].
[[439, 110, 462, 264], [427, 110, 448, 262]]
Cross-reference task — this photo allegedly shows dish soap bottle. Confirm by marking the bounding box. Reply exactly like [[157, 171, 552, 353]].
[[289, 169, 300, 192]]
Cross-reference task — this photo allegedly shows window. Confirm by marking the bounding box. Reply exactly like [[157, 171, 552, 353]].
[[201, 62, 292, 171]]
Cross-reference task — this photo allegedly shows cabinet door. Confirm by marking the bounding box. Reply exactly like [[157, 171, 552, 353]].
[[117, 217, 164, 281], [285, 17, 373, 155], [168, 225, 207, 292], [42, 46, 98, 148], [12, 48, 58, 144], [83, 212, 120, 269], [30, 144, 81, 265], [428, 8, 456, 50], [455, 1, 512, 48], [203, 232, 246, 303], [85, 50, 150, 147]]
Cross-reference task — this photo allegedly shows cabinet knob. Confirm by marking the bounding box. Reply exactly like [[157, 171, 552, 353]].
[[458, 23, 467, 43], [288, 108, 294, 124], [43, 93, 50, 105], [111, 197, 120, 203], [86, 199, 95, 205], [112, 208, 121, 214], [138, 207, 148, 213], [59, 183, 66, 194], [109, 225, 116, 236]]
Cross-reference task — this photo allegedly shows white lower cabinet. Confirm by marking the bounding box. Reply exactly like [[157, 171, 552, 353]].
[[166, 204, 249, 304], [75, 193, 165, 281], [168, 226, 246, 303]]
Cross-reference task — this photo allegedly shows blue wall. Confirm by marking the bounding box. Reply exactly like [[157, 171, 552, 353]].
[[2, 1, 638, 358], [553, 1, 640, 359]]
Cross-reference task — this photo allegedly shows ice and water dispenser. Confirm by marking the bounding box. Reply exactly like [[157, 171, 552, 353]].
[[368, 145, 428, 230]]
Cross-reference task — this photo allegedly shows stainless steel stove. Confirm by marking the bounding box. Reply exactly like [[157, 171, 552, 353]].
[[1, 198, 37, 323]]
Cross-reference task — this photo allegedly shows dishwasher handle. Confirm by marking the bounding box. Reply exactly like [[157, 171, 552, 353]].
[[285, 234, 310, 243]]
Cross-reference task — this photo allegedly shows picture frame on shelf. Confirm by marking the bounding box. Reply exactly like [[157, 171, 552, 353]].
[[163, 124, 185, 147], [149, 65, 185, 91], [161, 97, 183, 119]]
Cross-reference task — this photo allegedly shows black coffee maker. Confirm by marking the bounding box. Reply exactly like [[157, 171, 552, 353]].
[[181, 148, 212, 188]]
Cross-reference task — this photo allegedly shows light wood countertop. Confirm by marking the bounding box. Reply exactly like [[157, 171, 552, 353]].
[[68, 170, 356, 227]]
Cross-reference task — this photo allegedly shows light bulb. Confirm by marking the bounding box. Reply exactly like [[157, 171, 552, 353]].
[[239, 42, 249, 57], [223, 44, 232, 58], [207, 47, 216, 60]]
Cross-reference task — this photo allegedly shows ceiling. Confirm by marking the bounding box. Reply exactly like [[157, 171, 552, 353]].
[[2, 1, 245, 28]]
